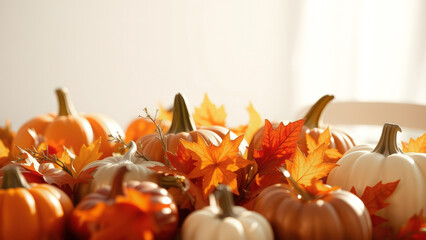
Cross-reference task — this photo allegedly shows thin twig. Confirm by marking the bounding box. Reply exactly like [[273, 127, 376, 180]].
[[107, 133, 151, 161]]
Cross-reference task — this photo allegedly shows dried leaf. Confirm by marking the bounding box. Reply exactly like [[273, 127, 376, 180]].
[[402, 133, 426, 153], [305, 128, 342, 162], [231, 102, 262, 142], [395, 211, 426, 240], [0, 119, 15, 150], [182, 132, 252, 196], [166, 142, 197, 175], [73, 138, 103, 175], [304, 178, 340, 196], [0, 140, 10, 168], [193, 93, 226, 127], [286, 145, 338, 186]]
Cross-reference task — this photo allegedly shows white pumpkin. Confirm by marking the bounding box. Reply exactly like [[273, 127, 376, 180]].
[[327, 123, 426, 230], [75, 141, 164, 201], [182, 184, 274, 240]]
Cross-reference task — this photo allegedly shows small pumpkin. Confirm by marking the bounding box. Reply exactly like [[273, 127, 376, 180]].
[[327, 123, 426, 230], [182, 184, 273, 240], [137, 93, 247, 165], [74, 140, 164, 203], [0, 166, 73, 240], [71, 165, 179, 239], [11, 87, 124, 159], [298, 95, 356, 157], [253, 171, 372, 240]]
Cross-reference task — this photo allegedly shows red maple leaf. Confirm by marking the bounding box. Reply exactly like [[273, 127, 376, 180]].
[[395, 211, 426, 240]]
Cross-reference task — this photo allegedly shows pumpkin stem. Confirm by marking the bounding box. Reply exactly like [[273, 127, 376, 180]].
[[280, 167, 313, 201], [159, 175, 188, 191], [168, 93, 196, 134], [108, 165, 129, 198], [124, 141, 137, 162], [56, 87, 78, 116], [372, 123, 402, 156], [214, 184, 237, 219], [303, 95, 334, 129], [1, 166, 30, 189]]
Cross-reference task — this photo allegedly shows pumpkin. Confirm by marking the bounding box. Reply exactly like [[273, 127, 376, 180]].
[[0, 166, 73, 240], [327, 123, 426, 230], [71, 165, 179, 239], [137, 93, 247, 165], [11, 87, 124, 159], [182, 184, 273, 240], [74, 140, 164, 203], [253, 171, 372, 240]]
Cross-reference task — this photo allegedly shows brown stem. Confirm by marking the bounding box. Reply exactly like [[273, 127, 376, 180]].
[[303, 95, 334, 129], [373, 123, 402, 156], [56, 87, 78, 116], [108, 165, 129, 199], [280, 167, 313, 201], [168, 93, 196, 134], [215, 184, 236, 219], [1, 166, 30, 189]]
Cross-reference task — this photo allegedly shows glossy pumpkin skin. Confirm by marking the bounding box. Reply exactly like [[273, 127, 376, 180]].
[[253, 184, 372, 240], [71, 167, 179, 240], [327, 123, 426, 230], [74, 141, 164, 203], [11, 88, 124, 159], [182, 185, 273, 240], [0, 167, 73, 240], [125, 117, 171, 143], [137, 93, 247, 164]]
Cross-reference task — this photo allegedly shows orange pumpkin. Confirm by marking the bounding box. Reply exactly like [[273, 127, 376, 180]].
[[0, 166, 73, 240], [253, 172, 372, 240], [11, 88, 124, 159], [137, 93, 247, 165], [70, 165, 179, 240]]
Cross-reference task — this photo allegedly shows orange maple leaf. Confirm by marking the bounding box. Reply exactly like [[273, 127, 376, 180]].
[[231, 102, 262, 142], [182, 132, 252, 196], [72, 138, 103, 176], [304, 178, 340, 196], [0, 140, 11, 168], [305, 127, 342, 162], [286, 145, 338, 186], [0, 119, 15, 150], [166, 142, 197, 175], [193, 93, 227, 127], [402, 133, 426, 153]]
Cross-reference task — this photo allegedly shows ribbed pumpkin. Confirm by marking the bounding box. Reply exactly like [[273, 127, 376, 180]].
[[182, 184, 273, 240], [298, 95, 355, 156], [11, 87, 124, 159], [74, 141, 164, 203], [71, 165, 179, 240], [137, 93, 247, 165], [0, 166, 73, 240], [253, 171, 372, 240], [327, 123, 426, 230]]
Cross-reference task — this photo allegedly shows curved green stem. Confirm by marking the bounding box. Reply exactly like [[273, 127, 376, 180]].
[[373, 123, 402, 156], [303, 95, 334, 129], [214, 184, 237, 219], [168, 93, 196, 134], [1, 166, 30, 189], [280, 167, 313, 201], [56, 87, 78, 116], [108, 165, 129, 199]]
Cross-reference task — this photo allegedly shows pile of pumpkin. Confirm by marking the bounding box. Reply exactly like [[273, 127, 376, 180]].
[[0, 88, 425, 240]]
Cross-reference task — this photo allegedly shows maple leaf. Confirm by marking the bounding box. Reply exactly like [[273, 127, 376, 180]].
[[304, 178, 340, 196], [231, 102, 262, 143], [158, 102, 173, 122], [193, 93, 226, 127], [395, 211, 426, 240], [166, 142, 197, 175], [305, 127, 342, 162], [286, 145, 338, 186], [182, 132, 252, 197], [0, 140, 11, 168], [402, 133, 426, 153], [253, 119, 305, 177], [0, 119, 15, 150], [72, 138, 103, 176]]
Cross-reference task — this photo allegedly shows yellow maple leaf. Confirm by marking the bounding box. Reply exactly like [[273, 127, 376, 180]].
[[193, 93, 227, 127], [182, 133, 252, 197], [158, 102, 173, 122], [72, 138, 103, 175], [0, 139, 11, 167], [306, 127, 342, 162], [286, 145, 338, 186], [231, 102, 262, 142], [0, 119, 15, 150], [402, 133, 426, 153]]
